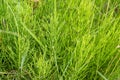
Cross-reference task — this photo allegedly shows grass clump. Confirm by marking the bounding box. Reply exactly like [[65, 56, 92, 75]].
[[0, 0, 120, 80]]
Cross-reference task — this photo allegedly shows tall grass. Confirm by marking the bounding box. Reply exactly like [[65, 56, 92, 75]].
[[0, 0, 120, 80]]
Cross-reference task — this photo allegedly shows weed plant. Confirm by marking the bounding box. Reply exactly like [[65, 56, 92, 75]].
[[0, 0, 120, 80]]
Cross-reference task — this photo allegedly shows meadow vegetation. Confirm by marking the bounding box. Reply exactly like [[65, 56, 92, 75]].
[[0, 0, 120, 80]]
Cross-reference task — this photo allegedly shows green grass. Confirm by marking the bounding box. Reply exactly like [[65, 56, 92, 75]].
[[0, 0, 120, 80]]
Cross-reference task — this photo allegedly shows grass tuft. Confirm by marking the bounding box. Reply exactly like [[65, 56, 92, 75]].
[[0, 0, 120, 79]]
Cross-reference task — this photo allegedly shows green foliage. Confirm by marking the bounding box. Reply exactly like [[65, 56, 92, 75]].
[[0, 0, 120, 80]]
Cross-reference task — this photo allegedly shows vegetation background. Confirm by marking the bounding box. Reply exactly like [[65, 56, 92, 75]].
[[0, 0, 120, 80]]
